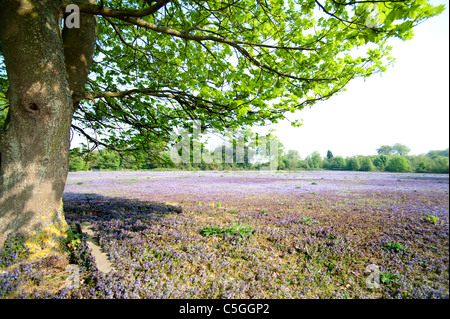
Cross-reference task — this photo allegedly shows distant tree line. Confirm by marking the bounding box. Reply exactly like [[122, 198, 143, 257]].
[[277, 144, 448, 173], [69, 141, 449, 174]]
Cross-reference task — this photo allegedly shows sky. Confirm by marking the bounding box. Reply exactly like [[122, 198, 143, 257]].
[[254, 0, 449, 158], [71, 1, 449, 159]]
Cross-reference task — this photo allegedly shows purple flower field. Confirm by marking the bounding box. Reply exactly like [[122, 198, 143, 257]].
[[2, 170, 449, 298]]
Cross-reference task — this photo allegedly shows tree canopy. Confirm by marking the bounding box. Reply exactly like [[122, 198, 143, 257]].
[[2, 0, 441, 159]]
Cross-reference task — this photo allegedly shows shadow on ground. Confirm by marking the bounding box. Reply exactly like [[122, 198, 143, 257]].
[[62, 192, 183, 225]]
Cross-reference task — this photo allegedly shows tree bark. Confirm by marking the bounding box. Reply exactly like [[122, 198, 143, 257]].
[[62, 0, 97, 98], [0, 0, 96, 253]]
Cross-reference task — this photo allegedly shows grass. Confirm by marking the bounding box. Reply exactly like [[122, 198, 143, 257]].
[[381, 242, 407, 253], [296, 217, 317, 226], [119, 179, 139, 184], [380, 272, 398, 285], [199, 222, 255, 241], [425, 214, 439, 225]]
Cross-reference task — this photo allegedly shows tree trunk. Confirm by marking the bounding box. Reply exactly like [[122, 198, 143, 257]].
[[0, 0, 74, 254]]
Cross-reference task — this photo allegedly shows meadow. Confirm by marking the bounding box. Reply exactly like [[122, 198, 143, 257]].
[[1, 170, 448, 298]]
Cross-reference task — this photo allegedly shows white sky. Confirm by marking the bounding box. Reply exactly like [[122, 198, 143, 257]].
[[71, 1, 449, 158], [255, 0, 449, 158]]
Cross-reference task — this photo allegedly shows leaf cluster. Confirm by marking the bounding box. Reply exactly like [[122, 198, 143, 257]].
[[199, 222, 255, 241], [0, 234, 29, 268], [382, 241, 406, 253], [25, 0, 445, 162]]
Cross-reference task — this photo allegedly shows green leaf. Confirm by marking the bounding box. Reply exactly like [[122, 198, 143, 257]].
[[54, 0, 443, 163]]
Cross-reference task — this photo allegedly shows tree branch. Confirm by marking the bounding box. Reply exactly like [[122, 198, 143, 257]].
[[331, 0, 408, 5], [71, 123, 120, 151], [65, 0, 171, 18], [73, 88, 176, 102], [103, 16, 153, 66], [314, 0, 382, 31], [69, 1, 334, 83], [110, 17, 335, 82]]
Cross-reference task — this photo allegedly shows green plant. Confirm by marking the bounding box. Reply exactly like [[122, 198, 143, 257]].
[[199, 223, 255, 241], [199, 226, 223, 237], [380, 272, 398, 284], [0, 234, 29, 268], [328, 234, 337, 240], [386, 156, 410, 172], [330, 156, 346, 170], [120, 179, 138, 184], [346, 157, 360, 171], [326, 260, 337, 273], [297, 217, 316, 226], [382, 241, 406, 253], [425, 214, 439, 225], [224, 222, 255, 240], [65, 224, 83, 251], [227, 210, 238, 214]]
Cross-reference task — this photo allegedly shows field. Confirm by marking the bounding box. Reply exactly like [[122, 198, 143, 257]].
[[1, 170, 449, 298]]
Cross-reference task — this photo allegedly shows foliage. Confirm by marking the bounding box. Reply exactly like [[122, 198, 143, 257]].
[[65, 224, 83, 251], [413, 155, 433, 173], [425, 214, 439, 225], [373, 155, 390, 170], [428, 149, 449, 158], [199, 223, 255, 242], [346, 157, 360, 171], [382, 241, 407, 253], [386, 156, 410, 173], [69, 148, 88, 171], [360, 156, 376, 172], [392, 143, 411, 156], [285, 150, 302, 171], [69, 144, 449, 174], [0, 234, 29, 268], [198, 226, 224, 237], [296, 217, 318, 226], [380, 271, 398, 285], [376, 145, 395, 155], [377, 143, 411, 156], [330, 156, 346, 170], [431, 156, 449, 174], [326, 150, 334, 160], [14, 0, 439, 163], [306, 151, 323, 170]]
